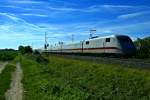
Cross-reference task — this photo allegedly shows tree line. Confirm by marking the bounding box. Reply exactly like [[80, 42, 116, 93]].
[[0, 49, 17, 61]]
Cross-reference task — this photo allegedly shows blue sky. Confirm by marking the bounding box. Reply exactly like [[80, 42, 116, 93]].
[[0, 0, 150, 49]]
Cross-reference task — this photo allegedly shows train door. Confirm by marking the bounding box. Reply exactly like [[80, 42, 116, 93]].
[[80, 41, 84, 53], [103, 39, 106, 53]]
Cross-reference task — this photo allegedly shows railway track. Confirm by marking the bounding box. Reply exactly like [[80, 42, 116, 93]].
[[51, 54, 150, 69]]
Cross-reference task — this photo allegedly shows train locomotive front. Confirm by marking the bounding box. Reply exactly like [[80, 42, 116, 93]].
[[116, 35, 136, 56]]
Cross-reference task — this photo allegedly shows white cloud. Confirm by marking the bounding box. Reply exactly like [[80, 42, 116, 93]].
[[97, 21, 150, 35], [87, 5, 134, 12], [37, 23, 63, 30], [118, 11, 150, 19], [48, 7, 79, 12], [46, 5, 136, 12], [0, 13, 69, 48], [47, 4, 150, 13], [0, 13, 21, 22], [101, 5, 135, 8], [21, 13, 48, 17], [89, 5, 150, 9], [0, 5, 20, 8], [0, 13, 44, 37], [10, 0, 44, 4], [89, 5, 135, 10]]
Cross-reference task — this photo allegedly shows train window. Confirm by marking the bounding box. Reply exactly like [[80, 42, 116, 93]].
[[86, 41, 89, 45], [106, 38, 110, 42]]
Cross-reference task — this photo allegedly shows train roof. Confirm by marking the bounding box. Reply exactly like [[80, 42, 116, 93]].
[[85, 34, 129, 41], [51, 34, 130, 46]]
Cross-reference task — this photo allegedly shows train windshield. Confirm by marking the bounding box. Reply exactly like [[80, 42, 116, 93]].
[[117, 36, 135, 51], [117, 36, 133, 44]]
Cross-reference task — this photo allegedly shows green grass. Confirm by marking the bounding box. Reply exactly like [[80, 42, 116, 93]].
[[0, 64, 16, 100], [21, 55, 150, 100]]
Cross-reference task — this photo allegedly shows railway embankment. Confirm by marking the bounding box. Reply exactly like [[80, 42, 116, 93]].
[[51, 54, 150, 69], [20, 55, 150, 100]]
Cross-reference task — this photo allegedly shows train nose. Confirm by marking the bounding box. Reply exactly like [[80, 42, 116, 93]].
[[122, 46, 136, 56], [117, 35, 136, 56]]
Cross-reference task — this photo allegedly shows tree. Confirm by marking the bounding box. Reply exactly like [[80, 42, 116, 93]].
[[18, 45, 33, 54], [134, 37, 150, 58]]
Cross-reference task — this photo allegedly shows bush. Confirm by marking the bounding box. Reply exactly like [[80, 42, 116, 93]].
[[134, 37, 150, 58], [33, 50, 40, 55], [0, 50, 18, 61], [35, 55, 49, 63]]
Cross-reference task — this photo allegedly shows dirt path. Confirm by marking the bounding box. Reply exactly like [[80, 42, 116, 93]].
[[0, 62, 8, 74], [5, 62, 23, 100]]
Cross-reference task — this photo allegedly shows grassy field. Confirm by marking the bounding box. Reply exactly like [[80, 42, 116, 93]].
[[0, 64, 16, 100], [21, 55, 150, 100]]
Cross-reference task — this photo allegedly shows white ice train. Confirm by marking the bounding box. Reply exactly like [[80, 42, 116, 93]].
[[47, 35, 136, 56]]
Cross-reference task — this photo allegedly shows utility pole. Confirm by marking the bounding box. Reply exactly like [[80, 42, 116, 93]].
[[58, 41, 63, 53], [44, 32, 49, 50], [72, 34, 74, 43], [31, 42, 33, 49], [45, 32, 47, 45]]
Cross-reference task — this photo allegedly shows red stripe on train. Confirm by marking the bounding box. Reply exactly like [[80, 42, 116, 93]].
[[61, 47, 121, 51]]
